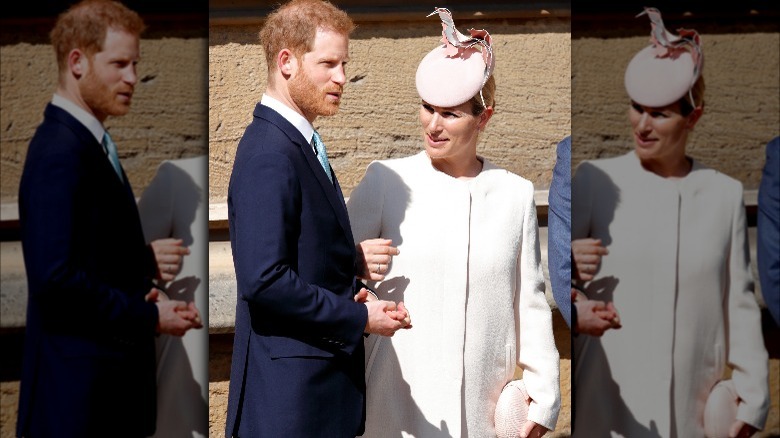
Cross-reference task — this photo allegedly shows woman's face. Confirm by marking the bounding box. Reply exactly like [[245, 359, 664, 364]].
[[419, 100, 488, 163], [629, 100, 700, 165]]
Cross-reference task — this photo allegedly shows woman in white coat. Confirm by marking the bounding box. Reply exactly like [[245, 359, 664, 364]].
[[347, 8, 560, 438], [571, 8, 769, 438], [138, 156, 209, 438]]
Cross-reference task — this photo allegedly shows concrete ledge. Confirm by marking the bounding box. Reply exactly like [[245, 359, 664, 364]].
[[209, 190, 551, 225]]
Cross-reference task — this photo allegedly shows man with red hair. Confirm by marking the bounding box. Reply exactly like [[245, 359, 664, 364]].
[[17, 1, 200, 436]]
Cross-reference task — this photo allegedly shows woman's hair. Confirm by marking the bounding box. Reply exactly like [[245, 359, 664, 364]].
[[260, 0, 355, 74], [50, 0, 145, 74], [679, 75, 705, 116], [467, 74, 496, 116]]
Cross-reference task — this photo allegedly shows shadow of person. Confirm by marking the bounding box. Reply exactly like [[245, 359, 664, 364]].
[[573, 333, 661, 438], [166, 275, 202, 304], [365, 327, 453, 437], [137, 156, 209, 438], [572, 160, 621, 249], [585, 275, 619, 304], [347, 160, 412, 249]]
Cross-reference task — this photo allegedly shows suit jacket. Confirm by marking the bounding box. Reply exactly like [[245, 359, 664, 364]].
[[548, 136, 572, 327], [757, 136, 779, 326], [137, 156, 209, 438], [17, 104, 159, 437], [225, 103, 368, 437]]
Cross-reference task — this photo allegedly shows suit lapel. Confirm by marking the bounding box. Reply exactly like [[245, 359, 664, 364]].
[[255, 105, 355, 248], [45, 104, 134, 201]]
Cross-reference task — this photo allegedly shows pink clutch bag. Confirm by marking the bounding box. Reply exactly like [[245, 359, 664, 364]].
[[703, 379, 739, 438], [495, 379, 531, 438]]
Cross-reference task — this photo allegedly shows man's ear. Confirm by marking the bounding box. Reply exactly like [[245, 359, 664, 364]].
[[277, 49, 298, 78], [68, 49, 87, 78]]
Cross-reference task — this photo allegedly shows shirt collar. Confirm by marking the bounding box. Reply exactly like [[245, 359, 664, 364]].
[[261, 94, 315, 145], [51, 93, 105, 144]]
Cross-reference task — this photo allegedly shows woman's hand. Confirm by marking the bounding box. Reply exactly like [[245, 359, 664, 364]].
[[150, 238, 190, 282], [519, 420, 548, 438], [356, 238, 399, 281], [572, 238, 608, 281]]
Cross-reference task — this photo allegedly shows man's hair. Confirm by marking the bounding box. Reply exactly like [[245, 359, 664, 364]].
[[259, 0, 354, 75], [50, 0, 145, 73]]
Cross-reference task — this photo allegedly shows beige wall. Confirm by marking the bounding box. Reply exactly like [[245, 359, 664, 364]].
[[0, 38, 208, 202], [572, 33, 780, 185], [208, 18, 572, 203]]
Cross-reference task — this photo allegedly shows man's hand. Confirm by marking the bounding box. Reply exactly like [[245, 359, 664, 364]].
[[356, 238, 399, 281], [151, 238, 190, 282], [149, 287, 203, 336], [354, 287, 378, 303], [155, 299, 203, 336], [572, 238, 608, 281], [364, 300, 411, 336], [573, 289, 621, 336]]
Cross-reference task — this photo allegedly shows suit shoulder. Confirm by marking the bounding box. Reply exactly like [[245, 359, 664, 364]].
[[236, 116, 303, 160], [28, 112, 92, 156]]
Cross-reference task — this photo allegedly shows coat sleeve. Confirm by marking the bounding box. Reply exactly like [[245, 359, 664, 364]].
[[727, 184, 770, 429], [757, 137, 780, 325], [20, 139, 158, 336], [515, 183, 561, 430], [548, 137, 572, 327], [230, 151, 366, 354]]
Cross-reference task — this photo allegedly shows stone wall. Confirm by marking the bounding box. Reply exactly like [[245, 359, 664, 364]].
[[208, 18, 572, 203]]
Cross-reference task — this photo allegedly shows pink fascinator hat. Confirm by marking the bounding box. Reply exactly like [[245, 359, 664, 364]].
[[416, 7, 495, 108], [624, 7, 703, 108]]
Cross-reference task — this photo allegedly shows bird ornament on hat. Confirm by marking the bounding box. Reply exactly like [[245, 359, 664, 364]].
[[624, 7, 703, 108], [416, 7, 495, 108]]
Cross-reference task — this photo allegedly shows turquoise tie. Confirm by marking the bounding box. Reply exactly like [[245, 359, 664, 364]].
[[312, 130, 333, 182], [102, 131, 124, 182]]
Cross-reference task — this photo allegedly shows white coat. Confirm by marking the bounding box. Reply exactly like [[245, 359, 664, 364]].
[[138, 156, 209, 438], [347, 152, 560, 437], [571, 152, 769, 437]]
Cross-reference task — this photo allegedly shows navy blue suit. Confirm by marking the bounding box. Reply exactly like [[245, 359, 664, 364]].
[[225, 103, 368, 437], [758, 136, 779, 326], [548, 136, 572, 327], [17, 104, 160, 437]]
